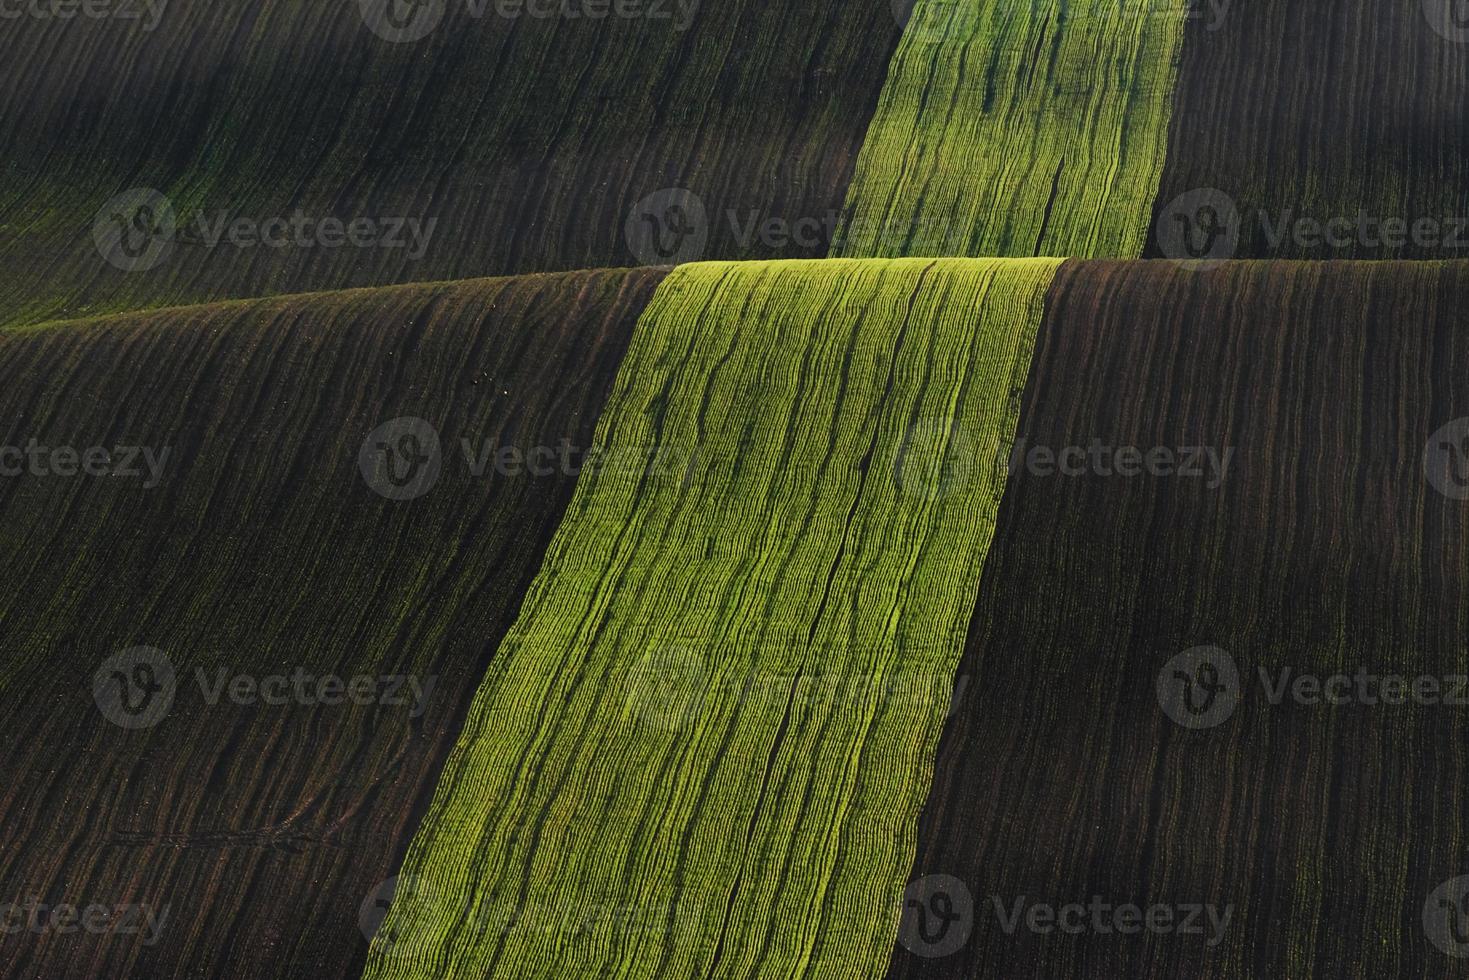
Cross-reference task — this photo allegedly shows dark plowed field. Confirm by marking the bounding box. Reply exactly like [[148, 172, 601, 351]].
[[1148, 4, 1469, 260], [892, 259, 1469, 978], [0, 0, 901, 327], [0, 268, 662, 978]]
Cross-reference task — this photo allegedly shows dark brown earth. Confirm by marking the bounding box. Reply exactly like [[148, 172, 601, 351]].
[[1149, 4, 1469, 260], [0, 268, 663, 978], [0, 0, 902, 328], [891, 259, 1469, 978]]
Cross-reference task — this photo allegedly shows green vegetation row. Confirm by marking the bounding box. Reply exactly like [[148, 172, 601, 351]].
[[0, 269, 662, 979], [365, 257, 1062, 979], [835, 0, 1187, 259]]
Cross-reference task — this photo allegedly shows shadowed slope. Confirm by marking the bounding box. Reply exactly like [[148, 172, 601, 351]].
[[0, 0, 903, 327], [1148, 3, 1469, 259], [891, 260, 1469, 978], [0, 268, 664, 978], [363, 257, 1061, 979]]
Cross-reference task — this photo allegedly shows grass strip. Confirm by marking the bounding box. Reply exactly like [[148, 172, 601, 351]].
[[834, 0, 1187, 259], [364, 256, 1061, 979]]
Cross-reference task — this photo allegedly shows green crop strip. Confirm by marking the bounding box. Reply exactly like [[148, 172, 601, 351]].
[[363, 257, 1061, 979], [834, 0, 1188, 259]]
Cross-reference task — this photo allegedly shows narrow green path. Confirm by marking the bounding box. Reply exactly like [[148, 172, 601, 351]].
[[835, 0, 1188, 259], [363, 257, 1061, 979]]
